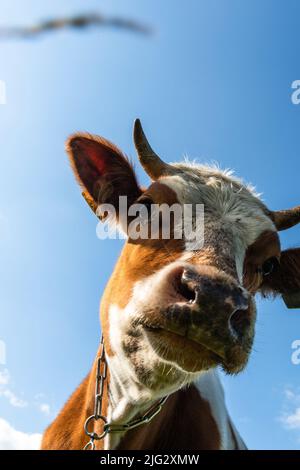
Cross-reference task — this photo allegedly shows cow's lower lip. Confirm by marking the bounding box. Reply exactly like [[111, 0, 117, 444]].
[[143, 325, 225, 362]]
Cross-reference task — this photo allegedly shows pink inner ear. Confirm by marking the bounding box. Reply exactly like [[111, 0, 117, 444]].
[[67, 133, 142, 206], [83, 140, 107, 174], [67, 136, 115, 199], [71, 137, 107, 175]]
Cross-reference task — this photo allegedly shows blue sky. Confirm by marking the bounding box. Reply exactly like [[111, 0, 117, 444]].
[[1, 0, 300, 450]]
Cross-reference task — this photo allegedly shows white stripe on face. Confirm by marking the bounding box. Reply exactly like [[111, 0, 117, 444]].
[[160, 167, 276, 285]]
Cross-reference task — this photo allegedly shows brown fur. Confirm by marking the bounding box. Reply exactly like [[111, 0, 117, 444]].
[[262, 248, 300, 295], [244, 230, 281, 293], [41, 347, 109, 450], [117, 385, 221, 450]]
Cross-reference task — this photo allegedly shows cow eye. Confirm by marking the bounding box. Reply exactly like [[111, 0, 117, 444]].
[[261, 257, 279, 276]]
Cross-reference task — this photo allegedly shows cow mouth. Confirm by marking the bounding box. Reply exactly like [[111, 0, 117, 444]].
[[144, 324, 225, 362], [141, 305, 253, 374]]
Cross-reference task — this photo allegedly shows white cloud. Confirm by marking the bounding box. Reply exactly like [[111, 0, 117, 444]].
[[0, 369, 28, 408], [1, 389, 28, 408], [280, 387, 300, 434], [0, 369, 9, 386], [34, 393, 52, 416], [39, 403, 51, 416], [0, 418, 41, 450], [0, 370, 50, 449], [281, 408, 300, 430]]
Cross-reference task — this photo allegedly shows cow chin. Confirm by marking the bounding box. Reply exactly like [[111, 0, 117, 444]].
[[143, 322, 253, 375], [144, 327, 223, 373]]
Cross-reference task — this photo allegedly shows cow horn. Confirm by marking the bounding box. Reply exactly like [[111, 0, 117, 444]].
[[272, 205, 300, 231], [133, 119, 175, 180]]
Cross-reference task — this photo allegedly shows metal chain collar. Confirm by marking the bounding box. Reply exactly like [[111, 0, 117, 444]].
[[83, 336, 168, 450]]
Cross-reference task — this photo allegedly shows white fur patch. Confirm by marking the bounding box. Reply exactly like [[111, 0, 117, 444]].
[[160, 165, 275, 283], [195, 370, 246, 449], [106, 297, 198, 449]]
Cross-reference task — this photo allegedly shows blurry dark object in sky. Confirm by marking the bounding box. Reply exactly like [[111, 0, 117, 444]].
[[0, 12, 152, 40]]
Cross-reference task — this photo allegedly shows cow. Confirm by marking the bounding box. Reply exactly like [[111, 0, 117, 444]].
[[41, 120, 300, 450]]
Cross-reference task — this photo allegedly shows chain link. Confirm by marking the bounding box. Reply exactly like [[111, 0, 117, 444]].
[[83, 336, 108, 450], [83, 336, 168, 450]]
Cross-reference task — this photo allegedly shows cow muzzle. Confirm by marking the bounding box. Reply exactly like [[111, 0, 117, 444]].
[[142, 264, 255, 373]]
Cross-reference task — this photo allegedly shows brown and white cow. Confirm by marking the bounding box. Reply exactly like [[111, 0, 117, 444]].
[[41, 120, 300, 450]]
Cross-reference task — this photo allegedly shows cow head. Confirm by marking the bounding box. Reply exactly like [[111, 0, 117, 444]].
[[67, 120, 300, 401]]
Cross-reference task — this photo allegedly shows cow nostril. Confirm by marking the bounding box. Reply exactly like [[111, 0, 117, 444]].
[[174, 270, 197, 303], [178, 282, 196, 303], [229, 308, 250, 341]]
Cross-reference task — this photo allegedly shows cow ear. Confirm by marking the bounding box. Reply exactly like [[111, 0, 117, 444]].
[[66, 133, 142, 221], [261, 248, 300, 308]]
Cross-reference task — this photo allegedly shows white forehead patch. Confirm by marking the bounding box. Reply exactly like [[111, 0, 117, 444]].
[[159, 163, 276, 283]]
